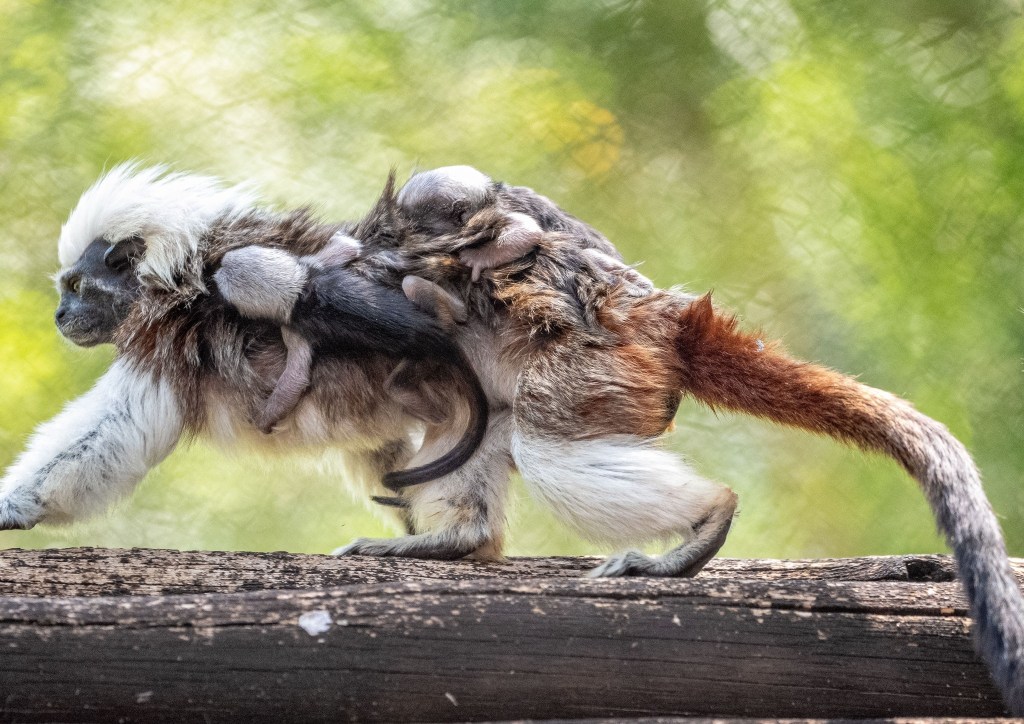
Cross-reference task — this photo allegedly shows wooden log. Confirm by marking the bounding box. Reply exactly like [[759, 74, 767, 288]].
[[0, 548, 1020, 722], [0, 547, 993, 598]]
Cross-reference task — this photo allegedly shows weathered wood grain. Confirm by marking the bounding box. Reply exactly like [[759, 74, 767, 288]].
[[535, 720, 1016, 723], [0, 548, 1020, 723], [2, 547, 1010, 597]]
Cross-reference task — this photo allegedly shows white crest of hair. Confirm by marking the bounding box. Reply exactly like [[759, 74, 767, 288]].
[[59, 162, 257, 291], [512, 432, 732, 547]]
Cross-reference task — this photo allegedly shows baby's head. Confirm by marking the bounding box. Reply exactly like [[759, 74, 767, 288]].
[[397, 166, 495, 234]]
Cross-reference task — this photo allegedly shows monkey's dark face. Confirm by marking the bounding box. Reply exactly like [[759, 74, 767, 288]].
[[55, 237, 145, 347]]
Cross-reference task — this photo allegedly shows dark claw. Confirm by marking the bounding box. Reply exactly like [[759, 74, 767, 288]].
[[371, 495, 409, 508]]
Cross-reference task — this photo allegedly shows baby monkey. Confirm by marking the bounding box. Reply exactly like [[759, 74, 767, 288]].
[[398, 165, 653, 294], [212, 233, 488, 491]]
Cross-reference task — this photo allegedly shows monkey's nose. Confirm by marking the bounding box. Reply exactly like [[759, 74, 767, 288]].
[[55, 308, 67, 324]]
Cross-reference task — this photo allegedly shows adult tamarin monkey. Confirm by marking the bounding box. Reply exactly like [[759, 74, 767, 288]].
[[1, 164, 1022, 712], [0, 165, 513, 555], [372, 166, 1024, 713]]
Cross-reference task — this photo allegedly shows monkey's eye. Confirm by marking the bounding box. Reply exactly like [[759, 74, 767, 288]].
[[65, 276, 82, 294], [452, 200, 472, 224]]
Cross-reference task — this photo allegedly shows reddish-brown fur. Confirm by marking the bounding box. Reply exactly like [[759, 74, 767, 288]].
[[496, 254, 913, 458], [674, 293, 908, 460], [380, 183, 934, 459]]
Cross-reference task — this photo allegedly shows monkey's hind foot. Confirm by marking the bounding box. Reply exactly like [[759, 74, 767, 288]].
[[588, 513, 734, 579], [331, 530, 489, 561]]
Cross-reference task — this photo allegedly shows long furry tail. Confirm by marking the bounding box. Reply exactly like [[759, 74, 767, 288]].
[[675, 293, 1024, 714]]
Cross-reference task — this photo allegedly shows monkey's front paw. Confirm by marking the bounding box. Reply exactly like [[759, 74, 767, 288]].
[[0, 498, 38, 531], [588, 550, 657, 578]]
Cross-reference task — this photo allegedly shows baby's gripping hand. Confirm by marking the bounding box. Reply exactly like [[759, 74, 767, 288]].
[[458, 211, 542, 282]]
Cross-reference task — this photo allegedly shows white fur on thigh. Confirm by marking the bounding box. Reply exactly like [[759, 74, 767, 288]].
[[512, 431, 731, 547]]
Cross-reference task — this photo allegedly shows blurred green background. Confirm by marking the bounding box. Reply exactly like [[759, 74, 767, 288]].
[[1, 0, 1022, 558]]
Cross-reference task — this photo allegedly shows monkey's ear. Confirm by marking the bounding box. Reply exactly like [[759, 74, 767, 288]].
[[103, 236, 146, 272]]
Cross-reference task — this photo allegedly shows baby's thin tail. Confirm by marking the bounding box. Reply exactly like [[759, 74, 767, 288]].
[[383, 353, 489, 490]]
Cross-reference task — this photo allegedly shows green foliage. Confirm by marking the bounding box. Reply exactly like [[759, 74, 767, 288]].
[[1, 0, 1021, 557]]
